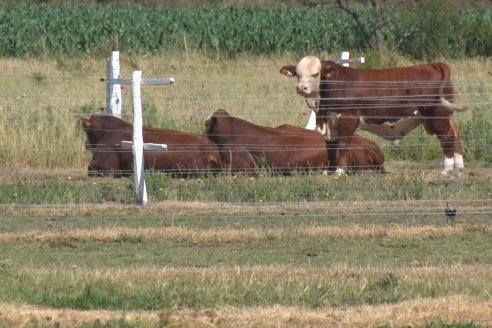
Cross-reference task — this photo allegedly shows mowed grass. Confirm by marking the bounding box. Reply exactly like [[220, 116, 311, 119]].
[[0, 207, 491, 327]]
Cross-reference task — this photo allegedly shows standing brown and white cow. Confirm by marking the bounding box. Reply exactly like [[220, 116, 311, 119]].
[[280, 55, 467, 176]]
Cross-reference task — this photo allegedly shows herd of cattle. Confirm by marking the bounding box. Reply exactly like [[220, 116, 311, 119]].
[[81, 110, 385, 177], [82, 56, 467, 178]]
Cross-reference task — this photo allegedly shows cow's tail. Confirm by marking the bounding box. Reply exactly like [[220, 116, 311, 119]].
[[435, 62, 468, 112]]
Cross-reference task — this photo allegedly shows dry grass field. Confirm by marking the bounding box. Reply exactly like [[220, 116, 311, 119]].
[[0, 53, 491, 327]]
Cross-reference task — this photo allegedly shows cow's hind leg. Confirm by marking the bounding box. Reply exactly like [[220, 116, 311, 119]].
[[431, 116, 464, 176], [451, 119, 464, 174]]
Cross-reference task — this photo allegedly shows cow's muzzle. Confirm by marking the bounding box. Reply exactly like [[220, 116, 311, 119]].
[[296, 85, 311, 96]]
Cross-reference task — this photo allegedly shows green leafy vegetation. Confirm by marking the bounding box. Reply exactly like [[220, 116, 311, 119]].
[[0, 5, 491, 59]]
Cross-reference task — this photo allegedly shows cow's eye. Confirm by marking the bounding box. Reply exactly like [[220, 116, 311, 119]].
[[312, 72, 319, 78]]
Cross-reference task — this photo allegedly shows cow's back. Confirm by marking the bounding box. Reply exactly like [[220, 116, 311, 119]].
[[324, 61, 450, 102], [206, 112, 330, 173], [273, 124, 330, 171], [143, 128, 222, 174]]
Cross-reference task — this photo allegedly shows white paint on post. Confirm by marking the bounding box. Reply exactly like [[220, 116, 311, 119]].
[[121, 141, 168, 151], [105, 51, 122, 118], [131, 71, 147, 205], [340, 51, 350, 67], [305, 109, 317, 130], [142, 77, 176, 85], [336, 51, 365, 67]]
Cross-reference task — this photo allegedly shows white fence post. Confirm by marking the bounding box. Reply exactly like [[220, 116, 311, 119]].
[[115, 71, 175, 205], [304, 51, 364, 130], [105, 51, 122, 118], [104, 58, 174, 204], [131, 71, 147, 205]]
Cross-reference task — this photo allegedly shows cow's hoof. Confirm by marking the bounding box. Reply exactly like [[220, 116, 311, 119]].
[[334, 168, 345, 177]]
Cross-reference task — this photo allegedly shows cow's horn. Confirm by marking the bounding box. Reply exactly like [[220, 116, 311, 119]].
[[440, 97, 468, 112], [81, 117, 91, 128]]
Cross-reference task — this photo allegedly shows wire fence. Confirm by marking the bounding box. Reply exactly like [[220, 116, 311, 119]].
[[0, 62, 491, 216]]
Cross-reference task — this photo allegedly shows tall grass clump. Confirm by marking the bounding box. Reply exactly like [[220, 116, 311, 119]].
[[460, 105, 492, 163], [0, 109, 87, 169]]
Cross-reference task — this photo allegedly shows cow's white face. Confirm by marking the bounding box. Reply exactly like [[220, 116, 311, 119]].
[[295, 55, 322, 110]]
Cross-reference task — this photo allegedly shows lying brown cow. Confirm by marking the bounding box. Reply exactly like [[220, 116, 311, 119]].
[[81, 114, 222, 177], [280, 56, 467, 176], [204, 109, 385, 174]]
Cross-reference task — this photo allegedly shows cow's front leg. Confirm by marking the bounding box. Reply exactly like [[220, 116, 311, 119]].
[[326, 140, 338, 172], [332, 117, 358, 176], [334, 136, 354, 176]]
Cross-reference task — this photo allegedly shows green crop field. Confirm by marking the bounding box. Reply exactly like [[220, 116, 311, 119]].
[[0, 5, 491, 59]]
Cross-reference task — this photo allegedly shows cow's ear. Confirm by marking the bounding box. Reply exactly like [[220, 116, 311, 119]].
[[205, 117, 216, 129], [81, 117, 91, 129], [279, 65, 297, 77]]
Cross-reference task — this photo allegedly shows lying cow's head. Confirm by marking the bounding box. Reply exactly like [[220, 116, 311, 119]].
[[81, 115, 130, 150], [81, 117, 97, 151], [81, 116, 132, 177], [204, 109, 231, 140], [279, 55, 322, 110]]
